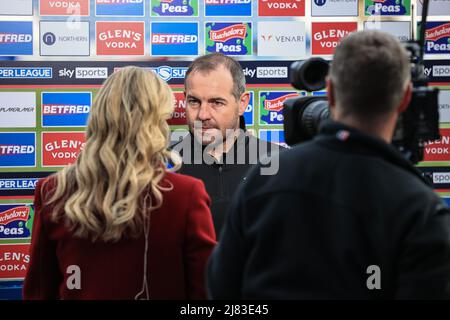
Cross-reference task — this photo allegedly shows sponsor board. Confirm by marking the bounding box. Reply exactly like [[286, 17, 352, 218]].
[[0, 68, 52, 79], [205, 0, 252, 16], [418, 0, 450, 16], [259, 91, 301, 125], [151, 0, 198, 16], [0, 21, 33, 56], [41, 92, 92, 127], [364, 21, 411, 42], [0, 244, 30, 280], [42, 132, 85, 167], [0, 204, 34, 241], [151, 22, 199, 56], [168, 92, 187, 126], [365, 0, 410, 16], [40, 21, 90, 56], [0, 172, 53, 197], [311, 22, 357, 55], [423, 128, 450, 162], [439, 90, 450, 123], [244, 91, 254, 126], [0, 133, 36, 168], [0, 92, 36, 128], [205, 22, 252, 55], [312, 0, 358, 16], [0, 0, 33, 15], [423, 22, 450, 54], [95, 0, 144, 16], [258, 0, 305, 16], [257, 21, 306, 57], [96, 21, 145, 55], [258, 129, 287, 147], [39, 0, 89, 16], [256, 67, 288, 79]]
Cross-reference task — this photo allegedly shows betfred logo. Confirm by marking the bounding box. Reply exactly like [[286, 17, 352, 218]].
[[0, 133, 36, 168], [206, 22, 252, 55], [312, 22, 357, 55], [258, 0, 304, 16], [0, 21, 33, 56], [151, 22, 199, 56], [205, 0, 252, 16], [424, 22, 450, 54], [423, 129, 450, 162], [244, 91, 254, 126], [42, 92, 92, 127], [0, 204, 33, 240], [168, 92, 186, 126], [0, 244, 30, 280], [42, 132, 85, 167], [365, 0, 410, 16], [96, 22, 144, 55], [96, 0, 144, 16], [151, 0, 198, 16], [39, 0, 89, 16], [259, 91, 300, 125]]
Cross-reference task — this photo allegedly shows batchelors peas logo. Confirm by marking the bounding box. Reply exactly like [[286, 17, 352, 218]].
[[365, 0, 410, 16], [0, 205, 33, 240], [205, 22, 252, 55], [424, 22, 450, 54], [259, 92, 300, 125], [151, 0, 198, 16]]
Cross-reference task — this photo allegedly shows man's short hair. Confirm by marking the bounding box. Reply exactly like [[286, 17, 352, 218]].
[[184, 53, 246, 101], [329, 30, 411, 118]]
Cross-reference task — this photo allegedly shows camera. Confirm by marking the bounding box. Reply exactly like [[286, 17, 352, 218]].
[[283, 0, 440, 164]]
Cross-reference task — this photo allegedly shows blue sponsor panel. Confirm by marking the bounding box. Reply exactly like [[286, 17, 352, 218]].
[[0, 133, 36, 168], [0, 21, 33, 56], [243, 91, 254, 126], [259, 91, 301, 126], [0, 281, 23, 300], [423, 21, 450, 54], [205, 0, 252, 16], [0, 68, 52, 79], [0, 178, 38, 191], [0, 204, 33, 240], [42, 92, 91, 127], [259, 129, 286, 146], [151, 66, 187, 82], [151, 22, 199, 56], [96, 0, 144, 16]]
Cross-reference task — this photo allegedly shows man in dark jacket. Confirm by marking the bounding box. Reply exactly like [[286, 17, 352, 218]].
[[207, 31, 450, 299], [172, 53, 283, 236]]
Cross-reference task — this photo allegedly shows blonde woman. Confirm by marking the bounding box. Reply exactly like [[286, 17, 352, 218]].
[[23, 66, 216, 300]]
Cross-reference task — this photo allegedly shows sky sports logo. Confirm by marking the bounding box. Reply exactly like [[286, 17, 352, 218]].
[[0, 21, 33, 55], [424, 22, 450, 54], [205, 0, 252, 16], [95, 0, 144, 16], [42, 92, 92, 127], [151, 0, 198, 16], [151, 22, 199, 56], [206, 22, 252, 55], [0, 133, 36, 168]]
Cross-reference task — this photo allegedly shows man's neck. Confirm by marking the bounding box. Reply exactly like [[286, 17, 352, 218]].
[[207, 129, 241, 161]]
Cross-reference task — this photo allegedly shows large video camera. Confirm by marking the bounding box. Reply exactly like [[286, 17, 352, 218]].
[[283, 0, 440, 164]]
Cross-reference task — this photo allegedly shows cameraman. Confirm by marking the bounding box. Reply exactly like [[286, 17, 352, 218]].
[[207, 30, 450, 299]]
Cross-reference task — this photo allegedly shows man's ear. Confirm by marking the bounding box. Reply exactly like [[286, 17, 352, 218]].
[[326, 77, 336, 112], [239, 92, 250, 116], [397, 82, 413, 114]]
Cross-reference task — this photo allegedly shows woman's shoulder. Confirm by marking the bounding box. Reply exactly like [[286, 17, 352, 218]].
[[163, 171, 205, 190]]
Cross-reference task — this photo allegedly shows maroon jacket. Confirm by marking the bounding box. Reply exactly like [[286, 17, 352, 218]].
[[23, 172, 216, 300]]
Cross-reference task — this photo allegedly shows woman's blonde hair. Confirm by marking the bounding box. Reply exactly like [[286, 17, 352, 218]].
[[45, 66, 181, 242]]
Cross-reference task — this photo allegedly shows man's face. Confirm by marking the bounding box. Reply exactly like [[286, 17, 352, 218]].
[[185, 65, 248, 146]]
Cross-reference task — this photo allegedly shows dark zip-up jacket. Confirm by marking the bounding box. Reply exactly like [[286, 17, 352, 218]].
[[171, 131, 284, 236]]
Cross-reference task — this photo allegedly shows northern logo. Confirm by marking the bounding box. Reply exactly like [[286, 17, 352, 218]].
[[312, 0, 358, 16]]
